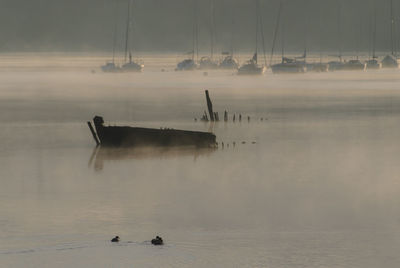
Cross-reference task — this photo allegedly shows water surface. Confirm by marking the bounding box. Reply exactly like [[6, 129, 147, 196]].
[[1, 53, 400, 267]]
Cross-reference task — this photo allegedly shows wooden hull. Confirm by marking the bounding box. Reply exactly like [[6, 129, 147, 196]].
[[91, 116, 216, 148]]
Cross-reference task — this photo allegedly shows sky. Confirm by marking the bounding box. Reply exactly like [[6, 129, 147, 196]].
[[0, 0, 398, 55]]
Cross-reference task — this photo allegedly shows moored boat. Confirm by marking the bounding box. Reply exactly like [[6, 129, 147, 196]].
[[366, 0, 381, 70], [199, 56, 219, 69], [101, 62, 121, 73], [238, 0, 266, 75], [342, 59, 366, 71], [121, 54, 144, 72], [328, 60, 345, 71], [381, 54, 399, 68], [219, 54, 239, 69], [366, 58, 381, 69], [382, 0, 399, 68], [176, 58, 197, 71], [238, 54, 265, 75], [271, 57, 306, 74]]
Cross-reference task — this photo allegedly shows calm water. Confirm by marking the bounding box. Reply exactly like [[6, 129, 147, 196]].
[[1, 53, 400, 267]]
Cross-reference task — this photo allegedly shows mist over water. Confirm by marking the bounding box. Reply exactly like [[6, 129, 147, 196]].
[[1, 53, 400, 267]]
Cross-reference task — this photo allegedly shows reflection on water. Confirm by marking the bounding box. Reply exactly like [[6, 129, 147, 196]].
[[1, 54, 400, 267], [90, 146, 216, 171]]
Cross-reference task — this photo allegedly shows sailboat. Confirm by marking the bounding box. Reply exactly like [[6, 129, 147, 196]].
[[342, 59, 366, 70], [366, 58, 381, 69], [366, 0, 381, 69], [382, 0, 399, 68], [199, 0, 219, 69], [238, 0, 266, 75], [199, 57, 219, 69], [176, 55, 197, 71], [238, 53, 265, 75], [219, 13, 239, 69], [219, 52, 239, 69], [121, 0, 144, 72], [270, 1, 306, 74], [337, 4, 365, 71], [101, 0, 122, 72], [101, 61, 121, 73], [305, 2, 329, 73], [176, 0, 199, 71], [328, 0, 346, 71], [271, 52, 307, 73]]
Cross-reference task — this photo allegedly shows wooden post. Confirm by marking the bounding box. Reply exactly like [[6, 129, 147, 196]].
[[204, 111, 209, 121], [214, 112, 219, 121], [87, 121, 100, 146], [224, 110, 228, 122], [205, 90, 215, 121]]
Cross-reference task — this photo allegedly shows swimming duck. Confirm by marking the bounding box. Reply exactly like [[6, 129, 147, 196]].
[[111, 236, 120, 242], [151, 236, 163, 245]]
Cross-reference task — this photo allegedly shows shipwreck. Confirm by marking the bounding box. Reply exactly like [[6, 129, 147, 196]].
[[88, 116, 216, 148]]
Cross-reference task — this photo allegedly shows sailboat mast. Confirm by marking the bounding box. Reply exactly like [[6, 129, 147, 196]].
[[230, 17, 235, 56], [269, 0, 283, 66], [281, 11, 285, 62], [318, 1, 323, 63], [193, 0, 199, 61], [303, 0, 308, 64], [259, 7, 267, 66], [390, 0, 395, 55], [337, 0, 342, 61], [192, 0, 195, 60], [356, 15, 362, 60], [111, 0, 119, 64], [373, 0, 377, 59], [255, 0, 259, 63], [124, 0, 132, 63], [210, 0, 215, 59]]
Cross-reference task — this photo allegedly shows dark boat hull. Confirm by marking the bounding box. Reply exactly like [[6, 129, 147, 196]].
[[92, 116, 216, 148]]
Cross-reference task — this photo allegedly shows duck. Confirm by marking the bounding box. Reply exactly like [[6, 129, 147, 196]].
[[151, 236, 163, 245], [111, 236, 120, 243]]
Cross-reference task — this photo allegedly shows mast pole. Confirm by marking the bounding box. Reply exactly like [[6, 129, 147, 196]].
[[338, 0, 342, 62], [124, 0, 131, 63], [259, 7, 267, 66], [111, 0, 118, 64], [281, 8, 285, 62], [269, 0, 283, 66], [192, 0, 195, 60], [390, 0, 395, 55], [318, 1, 323, 63], [256, 0, 259, 61], [230, 17, 235, 56], [194, 0, 199, 61], [391, 0, 393, 55], [210, 0, 215, 59], [303, 0, 308, 64], [373, 0, 377, 59]]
